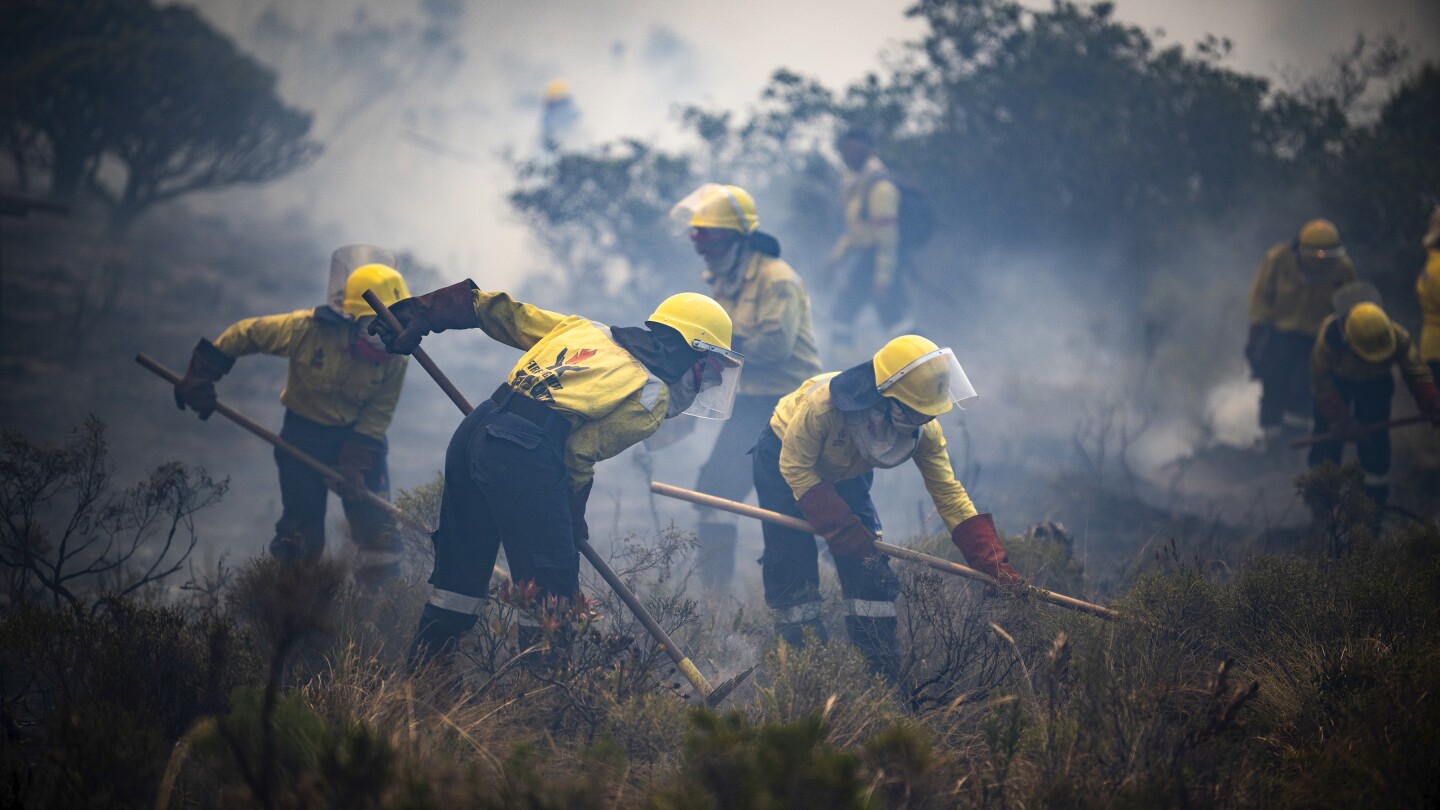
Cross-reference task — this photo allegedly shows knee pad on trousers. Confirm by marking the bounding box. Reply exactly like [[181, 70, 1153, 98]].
[[407, 603, 478, 672]]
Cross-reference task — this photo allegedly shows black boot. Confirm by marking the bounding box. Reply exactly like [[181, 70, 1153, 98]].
[[407, 603, 478, 672], [697, 522, 738, 594], [845, 615, 901, 685]]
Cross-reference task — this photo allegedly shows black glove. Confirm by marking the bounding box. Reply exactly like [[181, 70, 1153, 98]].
[[569, 482, 592, 543], [1244, 324, 1269, 378], [173, 339, 235, 420], [331, 436, 384, 501], [368, 280, 480, 355]]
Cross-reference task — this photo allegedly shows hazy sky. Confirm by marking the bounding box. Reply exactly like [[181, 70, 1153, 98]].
[[181, 0, 1440, 294]]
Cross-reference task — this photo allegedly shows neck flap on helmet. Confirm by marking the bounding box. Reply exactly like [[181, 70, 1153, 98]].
[[828, 360, 886, 412]]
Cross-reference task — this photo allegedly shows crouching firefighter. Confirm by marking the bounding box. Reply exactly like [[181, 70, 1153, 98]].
[[173, 246, 410, 584], [1308, 295, 1440, 511], [367, 283, 743, 668], [753, 335, 1020, 683]]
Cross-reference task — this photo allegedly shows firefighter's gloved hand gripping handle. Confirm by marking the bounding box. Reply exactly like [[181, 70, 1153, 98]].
[[361, 289, 751, 707]]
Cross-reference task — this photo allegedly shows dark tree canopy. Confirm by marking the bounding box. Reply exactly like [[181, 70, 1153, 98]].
[[0, 0, 320, 231]]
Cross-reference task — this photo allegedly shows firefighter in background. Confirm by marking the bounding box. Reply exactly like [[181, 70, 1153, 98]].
[[826, 129, 909, 351], [669, 184, 823, 594], [540, 78, 581, 154], [368, 281, 742, 666], [1419, 206, 1440, 381], [1247, 219, 1359, 447], [174, 246, 410, 585], [753, 335, 1020, 682], [1413, 206, 1440, 511], [1308, 298, 1440, 510]]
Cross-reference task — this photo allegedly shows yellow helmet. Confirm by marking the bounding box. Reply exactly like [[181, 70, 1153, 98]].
[[544, 79, 571, 103], [685, 184, 759, 234], [1298, 219, 1345, 259], [647, 292, 733, 351], [1342, 302, 1396, 363], [873, 335, 978, 416], [342, 264, 410, 319]]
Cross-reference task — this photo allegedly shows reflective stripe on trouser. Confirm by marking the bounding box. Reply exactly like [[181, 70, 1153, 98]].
[[1258, 330, 1315, 429], [1307, 374, 1395, 478], [773, 601, 827, 648], [353, 549, 402, 586], [694, 393, 782, 591], [271, 410, 394, 563], [752, 425, 900, 636]]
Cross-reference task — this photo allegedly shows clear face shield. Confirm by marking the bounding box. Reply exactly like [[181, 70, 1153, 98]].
[[668, 183, 752, 234], [876, 347, 978, 417], [1332, 280, 1383, 320], [669, 342, 745, 419], [328, 244, 396, 317]]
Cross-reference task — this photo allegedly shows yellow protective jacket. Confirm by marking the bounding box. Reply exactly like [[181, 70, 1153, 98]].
[[1417, 250, 1440, 362], [1310, 314, 1433, 400], [1248, 241, 1358, 336], [705, 253, 822, 396], [829, 155, 901, 288], [471, 290, 669, 493], [213, 310, 408, 441], [770, 373, 977, 531]]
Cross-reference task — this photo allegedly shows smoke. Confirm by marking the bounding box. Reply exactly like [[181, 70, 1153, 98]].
[[8, 0, 1439, 584]]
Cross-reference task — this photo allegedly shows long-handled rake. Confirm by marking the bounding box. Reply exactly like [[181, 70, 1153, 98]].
[[649, 481, 1119, 620]]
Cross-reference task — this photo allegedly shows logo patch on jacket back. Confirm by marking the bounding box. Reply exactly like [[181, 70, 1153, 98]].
[[512, 347, 596, 403], [311, 348, 325, 368]]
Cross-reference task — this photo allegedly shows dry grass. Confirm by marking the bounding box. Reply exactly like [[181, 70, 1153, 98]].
[[4, 465, 1440, 807]]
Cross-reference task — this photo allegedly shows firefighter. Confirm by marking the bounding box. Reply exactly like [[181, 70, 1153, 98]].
[[1419, 206, 1440, 381], [752, 335, 1020, 682], [540, 78, 581, 154], [669, 183, 823, 593], [173, 246, 410, 585], [1247, 219, 1359, 447], [826, 129, 909, 351], [1308, 300, 1440, 510], [368, 282, 743, 666]]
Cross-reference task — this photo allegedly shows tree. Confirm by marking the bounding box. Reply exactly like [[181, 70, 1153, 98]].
[[1324, 64, 1440, 318], [509, 141, 697, 322], [0, 417, 226, 610], [0, 0, 320, 232]]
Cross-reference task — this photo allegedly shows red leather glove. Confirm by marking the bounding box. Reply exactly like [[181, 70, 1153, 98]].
[[797, 483, 876, 557], [951, 514, 1022, 585], [1413, 380, 1440, 426], [368, 279, 480, 355], [332, 436, 383, 501], [1316, 392, 1359, 439], [173, 338, 235, 420]]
